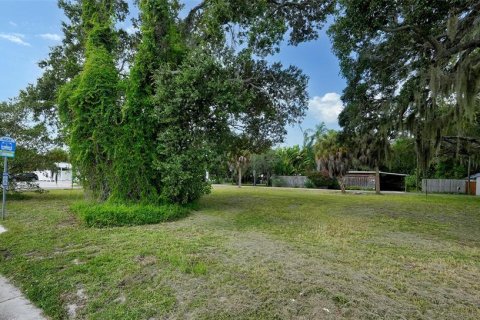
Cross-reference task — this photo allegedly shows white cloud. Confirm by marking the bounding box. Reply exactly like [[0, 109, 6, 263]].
[[125, 26, 138, 35], [9, 21, 17, 27], [0, 33, 30, 46], [39, 33, 62, 41], [308, 92, 344, 124]]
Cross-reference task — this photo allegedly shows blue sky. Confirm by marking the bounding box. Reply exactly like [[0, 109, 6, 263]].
[[0, 0, 346, 146]]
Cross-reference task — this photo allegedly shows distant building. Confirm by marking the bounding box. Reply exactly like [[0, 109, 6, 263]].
[[466, 172, 480, 180], [466, 173, 480, 196], [34, 162, 73, 182]]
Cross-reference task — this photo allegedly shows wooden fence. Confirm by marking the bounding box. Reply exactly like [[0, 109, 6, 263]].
[[467, 181, 477, 195], [422, 179, 469, 194], [343, 175, 375, 190]]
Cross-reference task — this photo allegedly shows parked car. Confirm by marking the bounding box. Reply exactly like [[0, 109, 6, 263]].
[[12, 172, 39, 182]]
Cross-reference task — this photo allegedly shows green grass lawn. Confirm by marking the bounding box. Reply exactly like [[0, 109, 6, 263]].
[[0, 186, 479, 319]]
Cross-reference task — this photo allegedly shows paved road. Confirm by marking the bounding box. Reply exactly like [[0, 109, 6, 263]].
[[0, 225, 47, 320], [38, 181, 79, 190]]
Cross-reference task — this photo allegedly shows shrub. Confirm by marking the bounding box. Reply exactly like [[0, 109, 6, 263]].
[[306, 171, 339, 189], [304, 179, 315, 188], [405, 173, 418, 191], [72, 202, 190, 227], [271, 176, 287, 187]]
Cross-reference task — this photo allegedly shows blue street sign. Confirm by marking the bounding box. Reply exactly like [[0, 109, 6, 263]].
[[2, 173, 8, 189], [0, 137, 16, 158]]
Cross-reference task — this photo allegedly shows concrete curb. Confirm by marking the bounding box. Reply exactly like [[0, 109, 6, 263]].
[[0, 225, 47, 320]]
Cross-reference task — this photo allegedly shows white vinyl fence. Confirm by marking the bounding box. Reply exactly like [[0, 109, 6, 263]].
[[422, 179, 466, 194]]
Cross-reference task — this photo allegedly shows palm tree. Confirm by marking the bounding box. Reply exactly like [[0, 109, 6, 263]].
[[302, 123, 327, 173], [314, 130, 349, 193], [228, 151, 250, 187], [355, 132, 390, 194]]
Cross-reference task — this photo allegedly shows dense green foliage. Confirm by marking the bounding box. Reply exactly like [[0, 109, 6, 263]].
[[225, 125, 326, 185], [56, 0, 325, 204], [314, 130, 349, 192], [59, 0, 120, 200], [305, 171, 339, 189], [112, 0, 186, 203], [330, 1, 480, 177], [228, 126, 345, 189], [5, 0, 478, 201], [273, 145, 312, 176], [72, 201, 189, 227], [389, 138, 417, 175], [241, 131, 472, 190], [15, 0, 133, 144], [388, 136, 475, 189], [1, 1, 134, 192]]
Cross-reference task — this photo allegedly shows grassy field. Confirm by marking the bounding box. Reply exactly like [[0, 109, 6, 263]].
[[0, 186, 479, 319]]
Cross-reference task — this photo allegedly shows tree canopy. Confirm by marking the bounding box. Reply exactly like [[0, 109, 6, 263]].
[[329, 0, 480, 175], [58, 0, 120, 200], [52, 0, 335, 204], [4, 0, 479, 200]]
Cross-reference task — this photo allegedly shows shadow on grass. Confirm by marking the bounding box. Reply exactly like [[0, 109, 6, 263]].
[[6, 189, 86, 203], [6, 192, 37, 201]]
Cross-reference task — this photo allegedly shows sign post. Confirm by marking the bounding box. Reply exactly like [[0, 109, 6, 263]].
[[0, 136, 16, 220]]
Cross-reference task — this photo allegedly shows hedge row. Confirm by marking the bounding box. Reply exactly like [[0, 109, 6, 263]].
[[72, 202, 190, 227]]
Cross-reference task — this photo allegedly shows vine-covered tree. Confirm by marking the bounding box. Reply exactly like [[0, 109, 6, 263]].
[[58, 0, 120, 200], [17, 0, 133, 145], [53, 0, 335, 204], [111, 0, 186, 203]]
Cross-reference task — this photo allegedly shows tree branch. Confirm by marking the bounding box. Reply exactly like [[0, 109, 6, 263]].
[[453, 2, 480, 44], [383, 24, 446, 56], [183, 1, 206, 31], [444, 39, 480, 57]]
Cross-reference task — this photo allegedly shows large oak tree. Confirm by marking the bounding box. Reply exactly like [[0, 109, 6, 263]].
[[329, 0, 480, 176], [55, 0, 334, 203]]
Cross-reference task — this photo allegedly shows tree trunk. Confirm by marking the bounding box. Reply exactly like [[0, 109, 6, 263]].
[[238, 167, 242, 188], [253, 169, 256, 186], [424, 173, 428, 198], [416, 165, 420, 192], [466, 156, 471, 195], [338, 176, 346, 194], [375, 166, 381, 194]]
